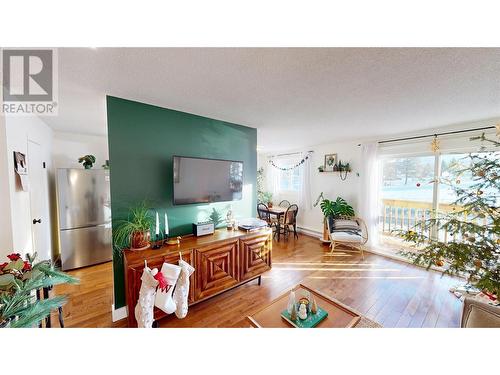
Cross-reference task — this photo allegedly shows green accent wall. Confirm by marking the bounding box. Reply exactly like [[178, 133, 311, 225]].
[[107, 96, 257, 308]]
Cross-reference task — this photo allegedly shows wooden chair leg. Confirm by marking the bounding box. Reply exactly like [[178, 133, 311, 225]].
[[58, 307, 65, 328], [43, 287, 52, 328], [329, 241, 336, 254]]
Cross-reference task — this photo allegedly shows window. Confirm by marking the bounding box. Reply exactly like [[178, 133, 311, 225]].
[[279, 167, 301, 192], [272, 156, 301, 192]]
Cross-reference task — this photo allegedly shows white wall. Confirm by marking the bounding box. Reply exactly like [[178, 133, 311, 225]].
[[52, 131, 108, 169], [0, 116, 14, 255], [259, 140, 362, 234], [3, 115, 54, 261]]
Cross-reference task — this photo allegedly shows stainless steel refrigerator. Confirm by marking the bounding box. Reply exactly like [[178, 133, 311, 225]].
[[56, 168, 112, 270]]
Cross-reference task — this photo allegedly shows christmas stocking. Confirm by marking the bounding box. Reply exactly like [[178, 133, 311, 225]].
[[174, 259, 195, 319], [154, 262, 181, 314], [134, 263, 159, 328]]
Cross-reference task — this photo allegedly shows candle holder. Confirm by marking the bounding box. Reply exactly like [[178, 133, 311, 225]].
[[164, 236, 181, 246], [151, 234, 162, 249]]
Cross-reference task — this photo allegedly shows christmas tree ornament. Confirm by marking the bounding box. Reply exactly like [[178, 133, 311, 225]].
[[134, 261, 159, 328], [477, 190, 483, 196], [154, 262, 182, 314], [430, 135, 440, 153], [435, 259, 444, 267], [173, 258, 195, 319], [416, 182, 421, 187], [473, 259, 482, 268], [467, 236, 476, 243]]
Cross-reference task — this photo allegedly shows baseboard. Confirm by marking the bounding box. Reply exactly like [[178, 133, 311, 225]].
[[112, 304, 128, 322], [297, 226, 322, 238]]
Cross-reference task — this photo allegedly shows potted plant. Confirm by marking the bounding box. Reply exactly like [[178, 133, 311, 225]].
[[78, 154, 96, 169], [113, 202, 154, 251], [209, 207, 224, 229], [0, 252, 78, 328], [314, 192, 355, 241], [262, 191, 273, 207]]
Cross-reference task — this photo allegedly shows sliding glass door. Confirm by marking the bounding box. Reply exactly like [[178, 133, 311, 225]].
[[379, 150, 493, 253], [380, 155, 435, 240]]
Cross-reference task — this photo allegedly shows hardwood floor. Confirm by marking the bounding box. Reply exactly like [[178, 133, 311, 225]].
[[53, 233, 463, 328]]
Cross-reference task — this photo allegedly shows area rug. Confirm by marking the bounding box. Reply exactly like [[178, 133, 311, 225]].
[[354, 316, 383, 328]]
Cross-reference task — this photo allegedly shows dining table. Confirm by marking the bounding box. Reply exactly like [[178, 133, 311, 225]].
[[261, 205, 288, 242]]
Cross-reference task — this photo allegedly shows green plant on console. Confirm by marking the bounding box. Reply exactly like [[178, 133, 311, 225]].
[[78, 154, 96, 169], [113, 201, 155, 254], [209, 208, 224, 228]]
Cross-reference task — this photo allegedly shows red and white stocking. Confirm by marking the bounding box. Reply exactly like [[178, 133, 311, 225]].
[[154, 262, 181, 314]]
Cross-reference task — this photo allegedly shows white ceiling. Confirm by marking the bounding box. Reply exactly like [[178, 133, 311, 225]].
[[45, 48, 500, 152]]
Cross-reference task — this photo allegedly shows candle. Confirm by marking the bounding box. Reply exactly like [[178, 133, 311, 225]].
[[155, 211, 160, 235], [164, 212, 169, 236]]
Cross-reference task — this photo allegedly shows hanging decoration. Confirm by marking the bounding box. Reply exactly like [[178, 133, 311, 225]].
[[268, 151, 312, 171], [430, 134, 440, 153]]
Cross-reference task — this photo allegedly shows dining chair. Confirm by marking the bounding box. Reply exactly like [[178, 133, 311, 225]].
[[278, 200, 291, 208], [257, 203, 271, 225], [275, 204, 299, 240]]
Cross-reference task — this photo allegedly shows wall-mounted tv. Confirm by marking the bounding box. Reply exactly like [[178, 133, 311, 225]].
[[173, 156, 243, 205]]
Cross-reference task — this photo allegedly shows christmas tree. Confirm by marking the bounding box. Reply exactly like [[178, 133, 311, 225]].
[[399, 132, 500, 297]]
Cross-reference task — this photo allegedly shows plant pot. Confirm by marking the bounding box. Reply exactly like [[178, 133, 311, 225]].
[[323, 218, 329, 241], [130, 230, 151, 250]]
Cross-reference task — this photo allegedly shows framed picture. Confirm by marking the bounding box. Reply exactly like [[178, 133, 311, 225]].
[[324, 153, 337, 172]]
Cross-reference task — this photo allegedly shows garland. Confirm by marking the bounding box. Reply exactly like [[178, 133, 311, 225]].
[[268, 152, 312, 171]]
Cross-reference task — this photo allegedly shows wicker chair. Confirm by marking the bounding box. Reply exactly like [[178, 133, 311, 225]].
[[326, 215, 368, 259], [278, 200, 291, 208]]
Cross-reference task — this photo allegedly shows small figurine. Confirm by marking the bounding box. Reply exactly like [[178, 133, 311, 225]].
[[287, 291, 296, 314], [298, 303, 308, 320], [310, 295, 318, 314], [290, 305, 298, 321]]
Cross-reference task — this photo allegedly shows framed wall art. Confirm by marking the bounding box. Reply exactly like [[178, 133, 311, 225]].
[[323, 153, 337, 172]]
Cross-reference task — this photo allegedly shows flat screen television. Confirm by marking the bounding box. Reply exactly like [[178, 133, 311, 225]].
[[173, 156, 243, 205]]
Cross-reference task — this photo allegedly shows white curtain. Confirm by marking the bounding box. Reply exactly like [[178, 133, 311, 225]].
[[298, 151, 312, 210], [359, 142, 380, 247], [268, 161, 280, 201]]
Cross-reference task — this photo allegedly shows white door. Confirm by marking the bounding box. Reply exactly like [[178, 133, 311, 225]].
[[27, 140, 50, 260]]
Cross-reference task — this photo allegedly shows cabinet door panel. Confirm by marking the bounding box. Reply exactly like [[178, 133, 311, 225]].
[[240, 234, 272, 281], [195, 240, 239, 301]]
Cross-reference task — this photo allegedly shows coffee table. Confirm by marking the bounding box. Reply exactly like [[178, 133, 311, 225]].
[[247, 284, 361, 328]]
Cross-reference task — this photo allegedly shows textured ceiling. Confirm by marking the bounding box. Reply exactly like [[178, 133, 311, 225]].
[[43, 48, 500, 151]]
